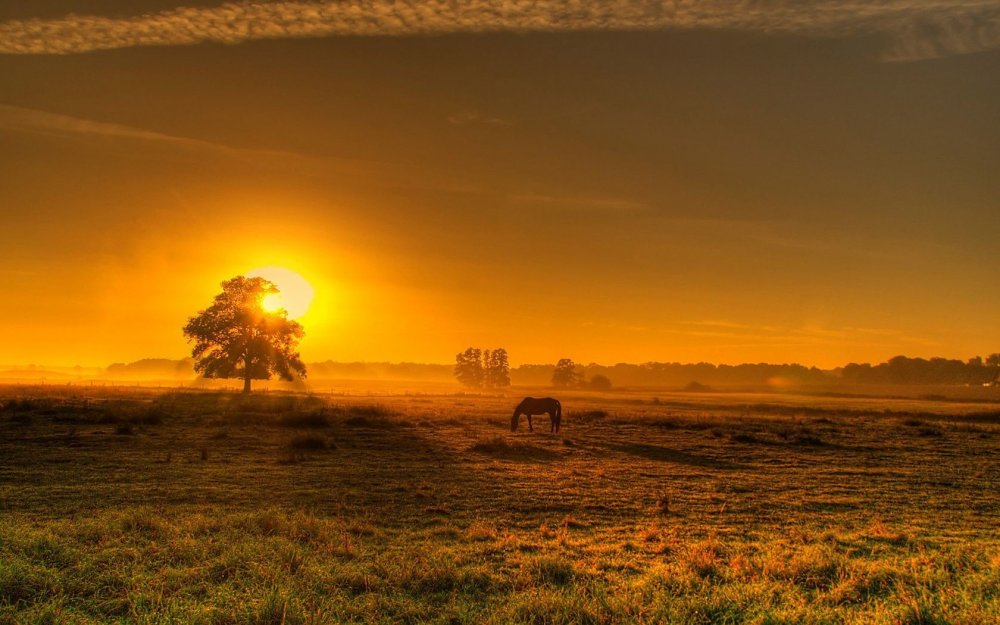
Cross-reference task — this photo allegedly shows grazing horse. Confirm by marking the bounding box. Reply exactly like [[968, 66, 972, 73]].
[[511, 397, 562, 433]]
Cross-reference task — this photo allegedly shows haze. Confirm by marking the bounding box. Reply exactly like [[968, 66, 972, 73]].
[[2, 1, 999, 369]]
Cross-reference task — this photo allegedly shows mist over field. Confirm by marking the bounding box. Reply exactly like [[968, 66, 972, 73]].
[[5, 355, 999, 396]]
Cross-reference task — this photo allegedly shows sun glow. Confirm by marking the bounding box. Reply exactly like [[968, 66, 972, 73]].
[[260, 292, 284, 313], [248, 266, 315, 319]]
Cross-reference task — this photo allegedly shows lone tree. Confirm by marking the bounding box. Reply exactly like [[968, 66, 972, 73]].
[[183, 276, 306, 393], [552, 358, 581, 388]]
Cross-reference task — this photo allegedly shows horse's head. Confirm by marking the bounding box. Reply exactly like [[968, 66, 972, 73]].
[[510, 410, 519, 431]]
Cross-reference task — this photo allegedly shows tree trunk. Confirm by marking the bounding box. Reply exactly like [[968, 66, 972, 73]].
[[243, 374, 252, 394]]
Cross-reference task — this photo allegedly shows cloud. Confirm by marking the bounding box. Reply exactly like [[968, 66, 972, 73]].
[[0, 1, 997, 60], [511, 192, 648, 212], [1, 103, 220, 147], [447, 110, 512, 126], [0, 103, 476, 192]]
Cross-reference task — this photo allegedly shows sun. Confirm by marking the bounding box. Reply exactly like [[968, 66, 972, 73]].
[[247, 266, 315, 319]]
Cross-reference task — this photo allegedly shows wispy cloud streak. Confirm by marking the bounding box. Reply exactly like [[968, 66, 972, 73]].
[[0, 103, 499, 194], [0, 1, 997, 60], [0, 103, 335, 168]]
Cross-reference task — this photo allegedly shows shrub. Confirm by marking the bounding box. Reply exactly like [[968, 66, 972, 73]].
[[681, 381, 712, 392], [587, 375, 612, 391]]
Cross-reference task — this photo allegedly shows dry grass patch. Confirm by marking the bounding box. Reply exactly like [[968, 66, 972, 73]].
[[469, 436, 561, 461], [1, 386, 999, 623]]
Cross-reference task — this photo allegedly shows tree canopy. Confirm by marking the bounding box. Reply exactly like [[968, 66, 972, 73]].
[[552, 358, 581, 388], [454, 347, 484, 388], [454, 347, 511, 388], [183, 276, 306, 393]]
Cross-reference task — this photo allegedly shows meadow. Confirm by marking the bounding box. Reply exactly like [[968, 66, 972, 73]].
[[1, 384, 998, 624]]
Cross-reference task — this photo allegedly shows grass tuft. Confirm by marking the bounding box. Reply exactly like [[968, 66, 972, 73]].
[[470, 436, 512, 454], [568, 410, 608, 423], [522, 555, 576, 586]]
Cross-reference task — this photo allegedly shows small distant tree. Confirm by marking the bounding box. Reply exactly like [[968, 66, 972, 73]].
[[987, 354, 1000, 367], [485, 348, 511, 388], [454, 348, 484, 388], [183, 276, 306, 393], [552, 358, 581, 388], [588, 374, 612, 391]]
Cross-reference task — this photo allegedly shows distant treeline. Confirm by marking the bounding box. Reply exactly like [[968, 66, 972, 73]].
[[106, 358, 196, 379], [512, 362, 829, 387], [515, 356, 1000, 388], [96, 354, 1000, 388], [839, 355, 1000, 386]]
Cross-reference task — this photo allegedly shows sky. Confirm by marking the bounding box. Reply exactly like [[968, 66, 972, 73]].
[[1, 1, 998, 369]]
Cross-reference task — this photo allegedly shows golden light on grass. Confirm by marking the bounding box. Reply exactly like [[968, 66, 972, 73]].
[[248, 266, 315, 319]]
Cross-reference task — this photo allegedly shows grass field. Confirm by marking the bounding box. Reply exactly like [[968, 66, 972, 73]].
[[1, 385, 999, 624]]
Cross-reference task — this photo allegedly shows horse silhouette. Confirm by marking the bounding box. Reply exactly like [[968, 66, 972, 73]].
[[511, 397, 561, 433]]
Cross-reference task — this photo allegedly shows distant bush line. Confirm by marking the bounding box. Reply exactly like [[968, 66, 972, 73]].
[[90, 353, 1000, 388]]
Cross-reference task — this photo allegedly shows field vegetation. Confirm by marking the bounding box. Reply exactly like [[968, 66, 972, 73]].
[[1, 385, 998, 624]]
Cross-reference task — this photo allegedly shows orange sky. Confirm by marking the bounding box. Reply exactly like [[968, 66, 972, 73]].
[[1, 2, 999, 369]]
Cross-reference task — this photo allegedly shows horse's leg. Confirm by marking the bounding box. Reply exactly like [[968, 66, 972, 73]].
[[528, 415, 533, 431], [550, 411, 555, 433]]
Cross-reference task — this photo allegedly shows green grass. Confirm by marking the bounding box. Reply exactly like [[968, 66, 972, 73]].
[[1, 386, 998, 624]]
